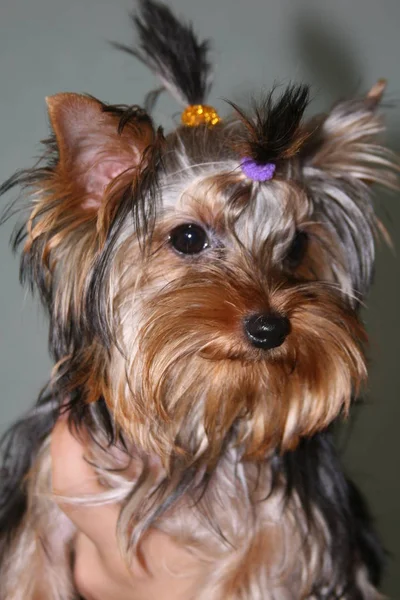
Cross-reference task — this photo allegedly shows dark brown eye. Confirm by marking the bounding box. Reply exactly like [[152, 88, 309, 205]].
[[285, 230, 308, 267], [169, 223, 209, 255]]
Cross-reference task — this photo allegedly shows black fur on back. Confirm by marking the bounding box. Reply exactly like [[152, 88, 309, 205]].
[[274, 428, 385, 597], [0, 391, 58, 562], [113, 0, 213, 106]]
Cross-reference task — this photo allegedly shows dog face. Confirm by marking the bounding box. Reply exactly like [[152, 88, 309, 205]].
[[9, 83, 396, 469]]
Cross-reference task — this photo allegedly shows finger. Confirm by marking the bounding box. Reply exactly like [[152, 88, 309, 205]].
[[74, 533, 138, 600], [50, 418, 128, 566], [51, 417, 207, 592]]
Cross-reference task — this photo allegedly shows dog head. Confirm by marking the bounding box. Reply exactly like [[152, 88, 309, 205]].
[[4, 77, 396, 470]]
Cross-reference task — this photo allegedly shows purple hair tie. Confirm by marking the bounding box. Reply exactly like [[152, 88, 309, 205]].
[[240, 157, 276, 182]]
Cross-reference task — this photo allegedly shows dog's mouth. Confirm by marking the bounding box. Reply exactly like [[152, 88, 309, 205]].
[[107, 273, 368, 462]]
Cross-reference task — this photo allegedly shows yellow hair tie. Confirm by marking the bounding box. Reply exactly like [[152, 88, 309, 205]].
[[181, 104, 221, 127]]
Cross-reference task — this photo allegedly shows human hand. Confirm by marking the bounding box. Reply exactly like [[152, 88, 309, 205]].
[[51, 416, 205, 600]]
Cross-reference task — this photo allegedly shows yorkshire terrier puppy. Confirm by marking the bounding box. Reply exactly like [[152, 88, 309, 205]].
[[0, 1, 398, 598]]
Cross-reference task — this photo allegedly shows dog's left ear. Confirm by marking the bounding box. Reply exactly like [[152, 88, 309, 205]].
[[302, 80, 398, 188], [301, 80, 399, 297]]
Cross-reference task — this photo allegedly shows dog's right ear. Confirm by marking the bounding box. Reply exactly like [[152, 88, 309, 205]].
[[46, 93, 156, 211], [23, 93, 160, 263], [10, 93, 161, 307]]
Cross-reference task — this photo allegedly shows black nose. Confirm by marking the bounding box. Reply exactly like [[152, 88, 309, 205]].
[[244, 313, 290, 350]]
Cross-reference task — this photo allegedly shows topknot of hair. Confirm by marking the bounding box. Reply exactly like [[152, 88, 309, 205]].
[[231, 84, 311, 165], [113, 0, 214, 108]]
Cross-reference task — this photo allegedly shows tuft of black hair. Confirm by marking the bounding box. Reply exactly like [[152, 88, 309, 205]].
[[112, 0, 213, 107], [230, 84, 311, 165]]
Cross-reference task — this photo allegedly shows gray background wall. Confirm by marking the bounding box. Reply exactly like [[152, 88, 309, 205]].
[[0, 0, 399, 595]]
